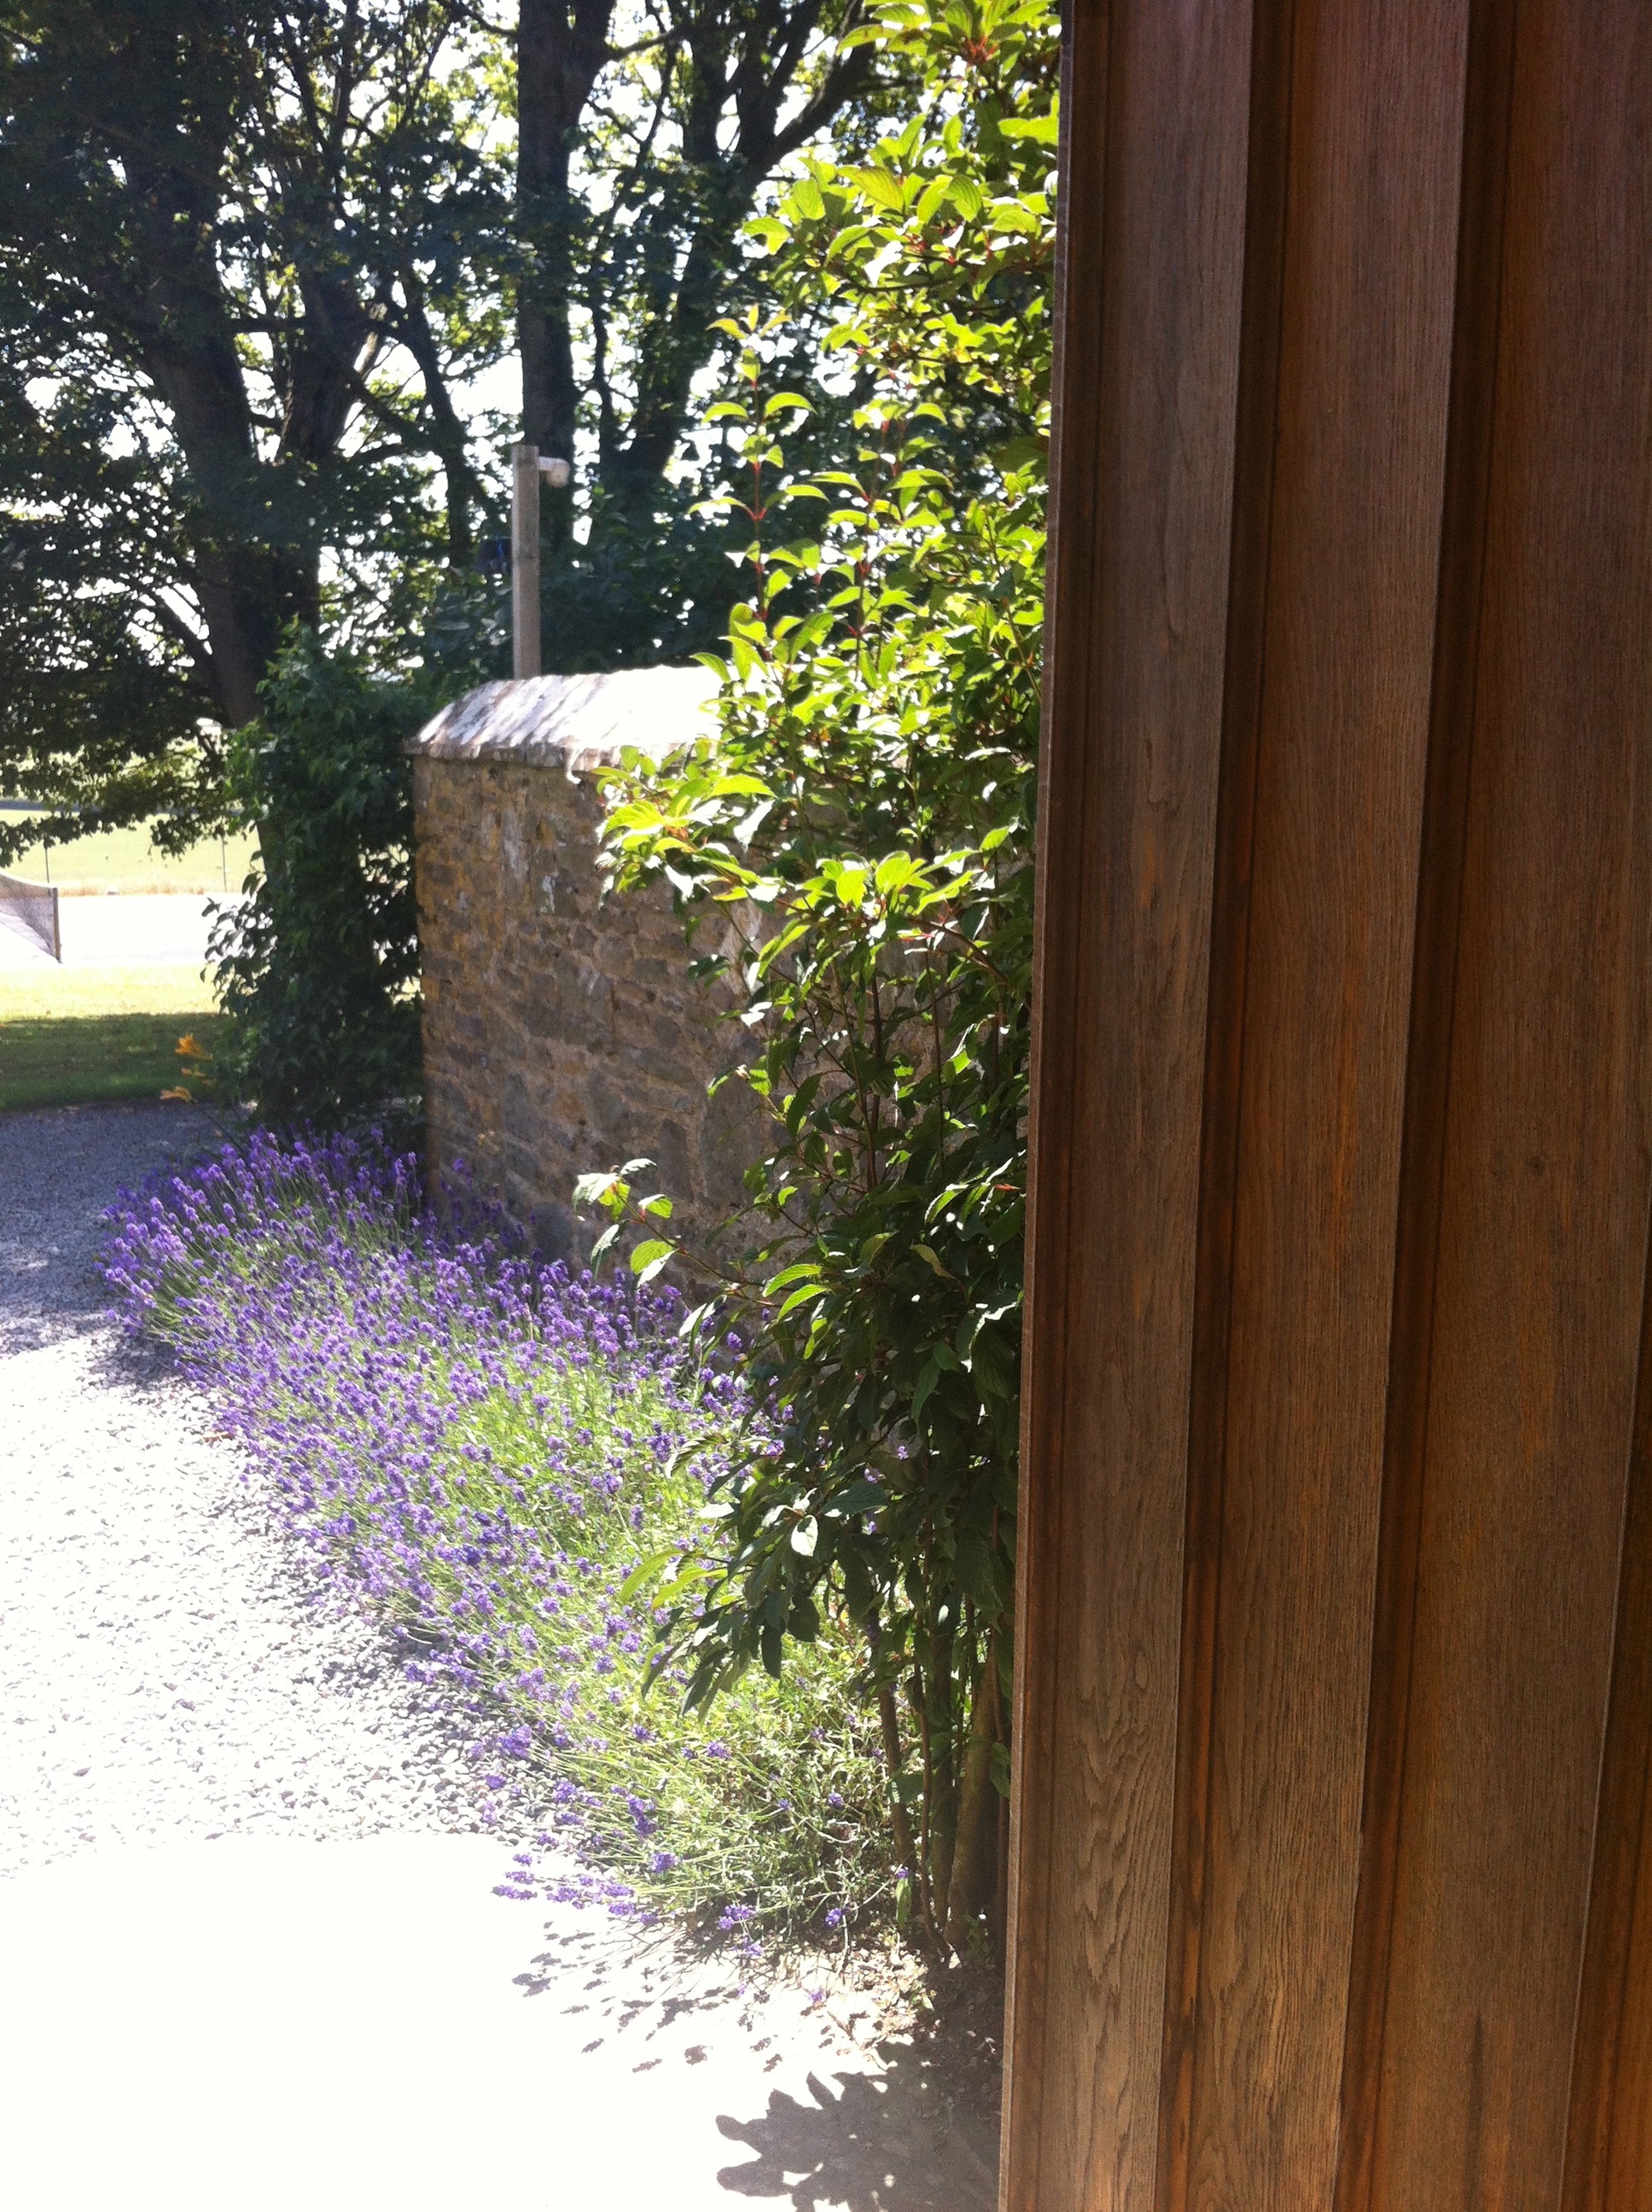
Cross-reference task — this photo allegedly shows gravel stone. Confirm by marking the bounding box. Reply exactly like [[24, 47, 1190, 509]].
[[1, 1101, 491, 1879]]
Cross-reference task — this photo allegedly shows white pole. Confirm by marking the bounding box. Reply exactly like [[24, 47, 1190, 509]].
[[512, 441, 541, 679]]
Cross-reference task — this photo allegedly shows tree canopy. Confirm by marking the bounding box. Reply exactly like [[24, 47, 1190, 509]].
[[0, 0, 898, 859], [0, 0, 508, 858]]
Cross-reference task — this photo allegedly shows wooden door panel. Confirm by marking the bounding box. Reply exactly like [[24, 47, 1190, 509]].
[[1002, 4, 1254, 2208], [1008, 3, 1652, 2208], [1167, 5, 1469, 2204], [1565, 1358, 1652, 2212]]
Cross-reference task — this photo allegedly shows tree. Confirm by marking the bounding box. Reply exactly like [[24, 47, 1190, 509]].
[[587, 0, 1056, 1949], [206, 632, 426, 1132], [0, 0, 903, 846], [515, 0, 903, 668], [0, 0, 509, 860], [517, 0, 874, 514]]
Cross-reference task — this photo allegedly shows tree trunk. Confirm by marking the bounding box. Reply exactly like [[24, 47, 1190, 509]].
[[143, 346, 288, 729], [517, 0, 613, 474], [945, 1632, 1003, 1953]]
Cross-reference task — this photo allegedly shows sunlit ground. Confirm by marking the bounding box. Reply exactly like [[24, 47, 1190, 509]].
[[3, 817, 257, 898], [1, 820, 237, 1111]]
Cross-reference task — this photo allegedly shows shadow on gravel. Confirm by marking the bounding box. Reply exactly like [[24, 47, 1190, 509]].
[[713, 2044, 999, 2211]]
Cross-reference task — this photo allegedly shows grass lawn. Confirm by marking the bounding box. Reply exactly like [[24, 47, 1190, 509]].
[[0, 967, 225, 1114], [2, 814, 257, 897]]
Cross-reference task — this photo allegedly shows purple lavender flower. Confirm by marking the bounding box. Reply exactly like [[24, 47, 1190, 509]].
[[96, 1126, 852, 1950]]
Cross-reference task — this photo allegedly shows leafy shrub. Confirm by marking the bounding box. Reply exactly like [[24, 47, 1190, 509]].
[[100, 1130, 892, 1938], [208, 633, 424, 1134], [588, 0, 1056, 1951]]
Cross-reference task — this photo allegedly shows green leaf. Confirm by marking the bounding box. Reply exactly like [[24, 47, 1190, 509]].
[[912, 1356, 943, 1421], [618, 1549, 678, 1602], [846, 166, 907, 214], [840, 1549, 876, 1622], [835, 1477, 885, 1514], [788, 173, 828, 221], [953, 1532, 1002, 1609], [915, 173, 954, 227]]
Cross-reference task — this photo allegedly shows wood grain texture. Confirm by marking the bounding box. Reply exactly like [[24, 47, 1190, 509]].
[[1332, 6, 1519, 2203], [1167, 7, 1470, 2207], [1355, 7, 1652, 2203], [1007, 3, 1652, 2206], [1002, 3, 1254, 2207], [1562, 1253, 1652, 2212]]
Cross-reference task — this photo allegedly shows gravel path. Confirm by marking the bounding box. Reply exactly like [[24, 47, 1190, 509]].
[[0, 1102, 486, 1878], [0, 1100, 1001, 2209]]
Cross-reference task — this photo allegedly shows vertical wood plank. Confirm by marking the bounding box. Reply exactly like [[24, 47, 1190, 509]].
[[1166, 6, 1471, 2206], [1333, 5, 1519, 2202], [1562, 1260, 1652, 2212], [1002, 4, 1254, 2207], [1155, 0, 1295, 2200], [1604, 1822, 1652, 2204], [1340, 7, 1652, 2205], [1008, 2, 1652, 2203]]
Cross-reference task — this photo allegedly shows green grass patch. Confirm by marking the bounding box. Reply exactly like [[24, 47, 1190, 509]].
[[3, 814, 257, 897], [0, 964, 220, 1022], [0, 1005, 227, 1113]]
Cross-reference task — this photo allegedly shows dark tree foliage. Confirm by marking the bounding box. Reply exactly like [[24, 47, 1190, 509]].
[[0, 0, 916, 853], [515, 0, 899, 667], [0, 0, 510, 862], [208, 631, 426, 1133], [0, 0, 932, 1135]]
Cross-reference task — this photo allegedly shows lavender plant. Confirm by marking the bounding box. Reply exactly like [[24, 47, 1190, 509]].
[[100, 1129, 889, 1938]]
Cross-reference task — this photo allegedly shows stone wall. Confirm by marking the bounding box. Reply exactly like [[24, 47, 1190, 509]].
[[408, 670, 756, 1259]]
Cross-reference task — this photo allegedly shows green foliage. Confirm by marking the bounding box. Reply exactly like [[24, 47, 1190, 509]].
[[587, 0, 1056, 1949], [124, 1139, 893, 1939], [0, 0, 511, 860], [210, 633, 425, 1132], [515, 0, 881, 513], [427, 1348, 893, 1934]]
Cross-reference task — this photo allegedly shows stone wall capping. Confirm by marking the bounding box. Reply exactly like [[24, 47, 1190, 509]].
[[406, 667, 719, 776]]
